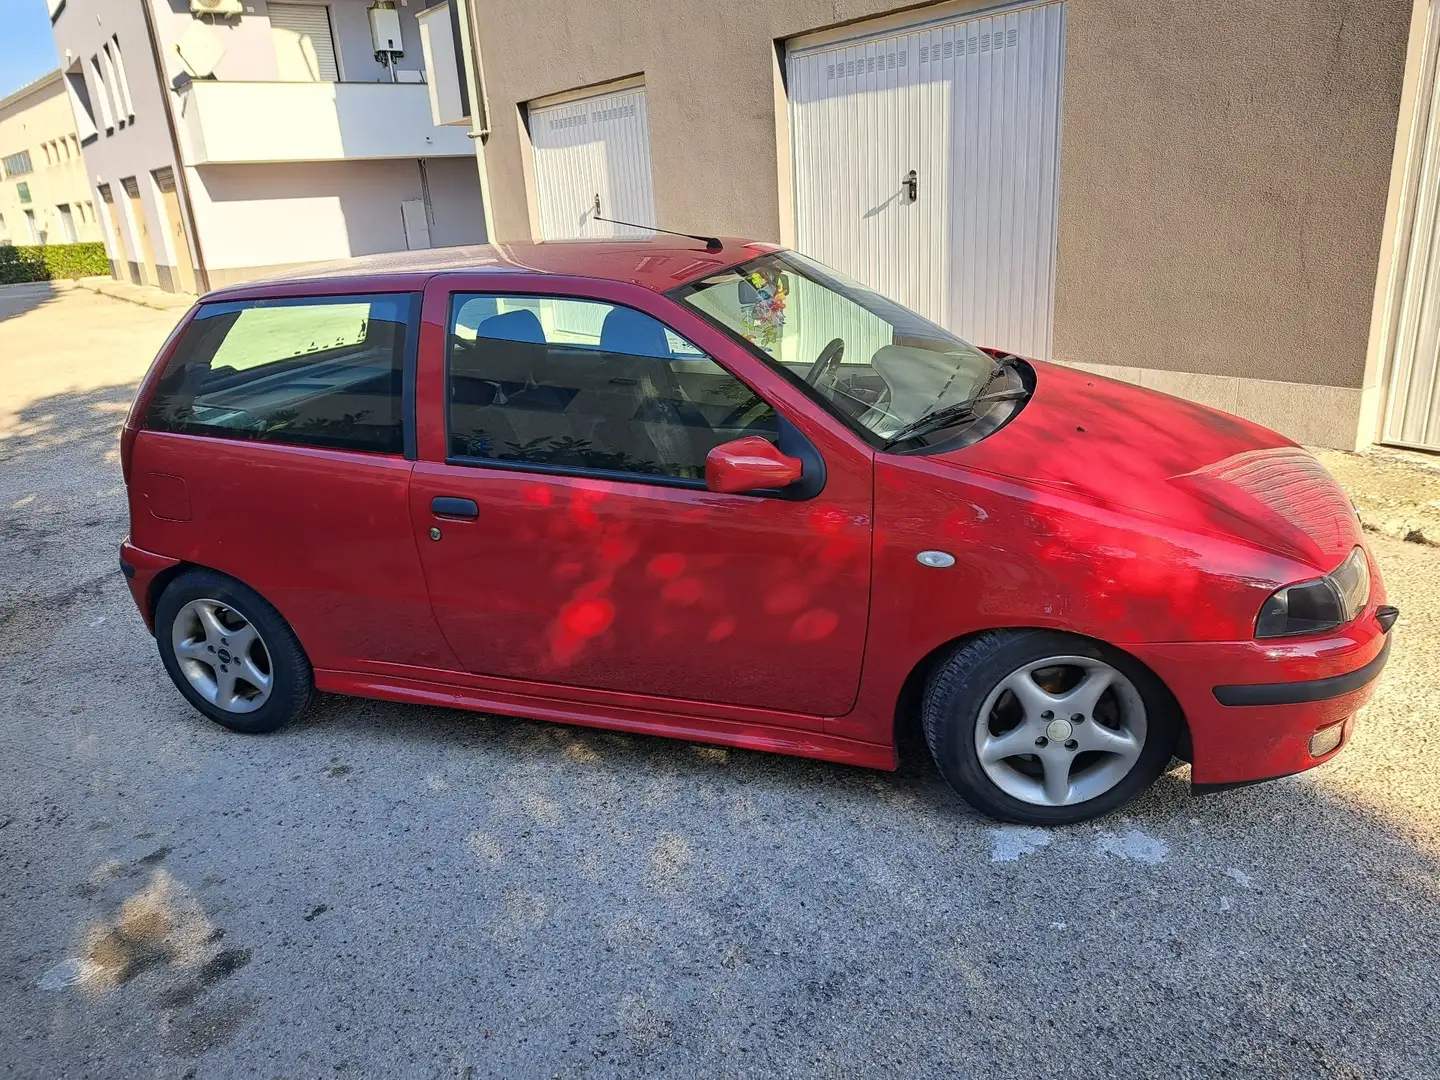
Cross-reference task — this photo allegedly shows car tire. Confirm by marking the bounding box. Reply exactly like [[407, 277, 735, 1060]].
[[922, 630, 1180, 825], [154, 568, 314, 735]]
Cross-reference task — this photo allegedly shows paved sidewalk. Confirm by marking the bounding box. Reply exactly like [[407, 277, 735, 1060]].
[[72, 274, 196, 312]]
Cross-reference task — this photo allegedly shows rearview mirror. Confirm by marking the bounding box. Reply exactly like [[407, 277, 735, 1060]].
[[705, 437, 803, 495]]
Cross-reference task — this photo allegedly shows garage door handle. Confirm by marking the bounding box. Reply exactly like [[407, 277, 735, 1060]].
[[431, 497, 479, 520]]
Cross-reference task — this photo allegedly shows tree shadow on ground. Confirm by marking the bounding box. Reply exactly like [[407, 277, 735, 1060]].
[[0, 282, 64, 324], [0, 382, 138, 475]]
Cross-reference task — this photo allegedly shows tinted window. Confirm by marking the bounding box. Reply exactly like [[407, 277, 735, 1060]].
[[145, 295, 414, 454], [448, 295, 776, 480]]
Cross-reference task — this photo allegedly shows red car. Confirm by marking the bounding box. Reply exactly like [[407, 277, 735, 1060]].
[[119, 239, 1395, 825]]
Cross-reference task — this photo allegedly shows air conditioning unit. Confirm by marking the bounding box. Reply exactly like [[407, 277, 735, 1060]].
[[190, 0, 243, 16]]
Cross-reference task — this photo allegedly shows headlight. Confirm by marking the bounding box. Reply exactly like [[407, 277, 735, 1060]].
[[1255, 546, 1370, 638]]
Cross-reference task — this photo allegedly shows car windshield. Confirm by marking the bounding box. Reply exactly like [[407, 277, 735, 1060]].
[[676, 251, 1000, 446]]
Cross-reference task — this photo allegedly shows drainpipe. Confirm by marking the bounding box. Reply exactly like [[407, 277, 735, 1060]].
[[452, 0, 496, 242], [139, 0, 211, 293]]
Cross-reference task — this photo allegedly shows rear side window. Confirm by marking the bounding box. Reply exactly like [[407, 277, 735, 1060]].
[[447, 294, 776, 481], [145, 294, 415, 455]]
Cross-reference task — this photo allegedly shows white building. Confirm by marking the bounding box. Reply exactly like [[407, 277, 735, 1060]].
[[49, 0, 487, 292], [0, 70, 103, 249]]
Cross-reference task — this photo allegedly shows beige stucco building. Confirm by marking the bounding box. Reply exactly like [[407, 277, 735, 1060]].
[[0, 70, 102, 249], [422, 0, 1440, 453]]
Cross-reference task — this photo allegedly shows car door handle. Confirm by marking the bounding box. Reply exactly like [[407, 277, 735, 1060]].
[[431, 497, 479, 520]]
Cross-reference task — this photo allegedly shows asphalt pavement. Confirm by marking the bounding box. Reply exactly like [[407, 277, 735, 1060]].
[[3, 282, 1438, 1078]]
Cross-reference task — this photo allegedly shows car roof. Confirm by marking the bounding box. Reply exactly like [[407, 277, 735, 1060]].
[[201, 237, 778, 302]]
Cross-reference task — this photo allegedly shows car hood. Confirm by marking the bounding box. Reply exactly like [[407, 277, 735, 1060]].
[[946, 360, 1361, 571]]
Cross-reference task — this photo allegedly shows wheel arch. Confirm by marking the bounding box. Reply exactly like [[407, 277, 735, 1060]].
[[893, 627, 1193, 763], [146, 561, 294, 641], [146, 560, 198, 629]]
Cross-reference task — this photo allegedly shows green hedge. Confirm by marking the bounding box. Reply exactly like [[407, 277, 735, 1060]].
[[0, 242, 111, 284]]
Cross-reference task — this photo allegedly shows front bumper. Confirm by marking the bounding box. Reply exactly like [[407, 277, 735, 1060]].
[[1128, 607, 1394, 788]]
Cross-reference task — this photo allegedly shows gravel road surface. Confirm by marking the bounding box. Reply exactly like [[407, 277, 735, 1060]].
[[3, 283, 1438, 1078]]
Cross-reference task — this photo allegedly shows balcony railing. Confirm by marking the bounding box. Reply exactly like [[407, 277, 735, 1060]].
[[175, 80, 475, 166]]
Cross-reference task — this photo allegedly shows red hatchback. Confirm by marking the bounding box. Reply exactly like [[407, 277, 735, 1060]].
[[119, 240, 1394, 824]]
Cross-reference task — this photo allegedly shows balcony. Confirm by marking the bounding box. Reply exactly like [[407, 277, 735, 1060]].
[[175, 81, 476, 166]]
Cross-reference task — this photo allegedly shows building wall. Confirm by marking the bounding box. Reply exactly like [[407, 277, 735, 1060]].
[[54, 0, 485, 293], [51, 0, 189, 286], [467, 0, 1416, 447], [1053, 0, 1412, 392], [192, 157, 485, 287], [148, 0, 430, 87], [0, 72, 103, 247], [424, 156, 488, 247]]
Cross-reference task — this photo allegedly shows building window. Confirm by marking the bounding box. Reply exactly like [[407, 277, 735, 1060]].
[[24, 208, 39, 244], [0, 213, 8, 244], [145, 295, 416, 455], [90, 56, 116, 132], [64, 64, 98, 142], [2, 150, 33, 178], [16, 181, 31, 204], [268, 4, 340, 82], [69, 134, 80, 156], [111, 36, 136, 120], [101, 43, 128, 126]]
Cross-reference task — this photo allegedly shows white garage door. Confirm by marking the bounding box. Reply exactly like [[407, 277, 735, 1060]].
[[788, 2, 1067, 360], [1381, 3, 1440, 451], [528, 85, 656, 241]]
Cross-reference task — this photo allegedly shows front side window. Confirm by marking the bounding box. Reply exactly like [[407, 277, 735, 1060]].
[[448, 294, 776, 481], [145, 294, 415, 454], [676, 251, 1008, 447]]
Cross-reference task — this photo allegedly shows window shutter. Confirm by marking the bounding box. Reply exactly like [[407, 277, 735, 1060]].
[[268, 4, 340, 82]]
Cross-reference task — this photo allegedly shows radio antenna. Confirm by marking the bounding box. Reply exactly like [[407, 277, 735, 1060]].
[[591, 195, 722, 252]]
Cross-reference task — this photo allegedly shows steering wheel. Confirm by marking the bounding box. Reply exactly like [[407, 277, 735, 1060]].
[[805, 338, 845, 387]]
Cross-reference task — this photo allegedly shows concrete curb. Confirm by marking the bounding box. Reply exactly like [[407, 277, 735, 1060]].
[[72, 275, 195, 312]]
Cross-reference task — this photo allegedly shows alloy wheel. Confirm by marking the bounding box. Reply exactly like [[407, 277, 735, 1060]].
[[170, 598, 274, 714], [973, 655, 1147, 807]]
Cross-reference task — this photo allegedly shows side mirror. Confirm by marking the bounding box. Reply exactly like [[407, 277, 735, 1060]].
[[705, 436, 804, 495]]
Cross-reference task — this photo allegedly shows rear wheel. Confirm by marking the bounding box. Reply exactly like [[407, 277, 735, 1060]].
[[922, 630, 1180, 825], [154, 569, 313, 734]]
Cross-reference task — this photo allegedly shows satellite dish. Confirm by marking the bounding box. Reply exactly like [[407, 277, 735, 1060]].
[[175, 23, 227, 79]]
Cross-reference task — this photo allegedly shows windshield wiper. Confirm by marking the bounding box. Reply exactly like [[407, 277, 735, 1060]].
[[883, 387, 1028, 447]]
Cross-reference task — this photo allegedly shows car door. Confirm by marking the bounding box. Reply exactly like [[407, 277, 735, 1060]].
[[407, 274, 875, 726], [129, 290, 456, 673]]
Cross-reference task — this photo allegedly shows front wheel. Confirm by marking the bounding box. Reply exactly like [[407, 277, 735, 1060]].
[[922, 630, 1180, 825], [154, 569, 314, 734]]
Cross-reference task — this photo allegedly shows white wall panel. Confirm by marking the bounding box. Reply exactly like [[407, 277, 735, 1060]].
[[788, 2, 1066, 360], [1383, 4, 1440, 450], [529, 86, 656, 241]]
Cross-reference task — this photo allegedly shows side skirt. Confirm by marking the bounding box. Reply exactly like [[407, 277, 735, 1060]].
[[313, 669, 898, 771]]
